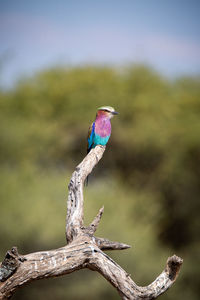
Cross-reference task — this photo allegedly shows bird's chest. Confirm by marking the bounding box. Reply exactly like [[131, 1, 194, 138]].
[[95, 119, 111, 137]]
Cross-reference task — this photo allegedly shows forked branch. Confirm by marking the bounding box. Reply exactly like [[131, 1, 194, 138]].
[[0, 146, 183, 299]]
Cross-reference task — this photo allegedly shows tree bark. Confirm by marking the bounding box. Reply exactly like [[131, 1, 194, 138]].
[[0, 145, 183, 299]]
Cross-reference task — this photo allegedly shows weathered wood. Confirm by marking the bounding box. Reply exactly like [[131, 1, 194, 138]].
[[94, 237, 131, 251], [87, 206, 104, 234], [0, 145, 183, 299], [90, 252, 183, 299], [0, 236, 92, 300], [66, 146, 106, 243]]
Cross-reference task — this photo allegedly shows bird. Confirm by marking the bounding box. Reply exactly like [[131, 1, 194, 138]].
[[86, 106, 118, 185], [87, 106, 118, 153]]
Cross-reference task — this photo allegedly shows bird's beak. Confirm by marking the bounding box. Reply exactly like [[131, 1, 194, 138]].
[[112, 111, 119, 115]]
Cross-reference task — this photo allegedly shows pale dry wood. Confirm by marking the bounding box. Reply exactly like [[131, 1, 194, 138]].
[[87, 206, 105, 234], [66, 146, 106, 243], [0, 145, 183, 299], [90, 252, 183, 299]]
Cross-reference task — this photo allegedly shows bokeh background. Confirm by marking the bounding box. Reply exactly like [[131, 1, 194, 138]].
[[0, 1, 200, 299]]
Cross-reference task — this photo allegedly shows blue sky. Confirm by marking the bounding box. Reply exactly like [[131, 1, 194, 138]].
[[0, 0, 200, 87]]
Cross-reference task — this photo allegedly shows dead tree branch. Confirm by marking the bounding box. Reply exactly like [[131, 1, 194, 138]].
[[0, 145, 183, 299]]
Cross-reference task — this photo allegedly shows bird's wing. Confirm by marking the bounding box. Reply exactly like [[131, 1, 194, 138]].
[[87, 122, 95, 153]]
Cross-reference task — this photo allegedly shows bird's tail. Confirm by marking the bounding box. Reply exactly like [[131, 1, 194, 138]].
[[84, 175, 89, 186]]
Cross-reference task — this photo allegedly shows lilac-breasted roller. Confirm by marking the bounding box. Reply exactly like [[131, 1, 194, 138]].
[[87, 106, 118, 153]]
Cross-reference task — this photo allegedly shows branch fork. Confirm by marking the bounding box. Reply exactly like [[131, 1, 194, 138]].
[[0, 145, 183, 299]]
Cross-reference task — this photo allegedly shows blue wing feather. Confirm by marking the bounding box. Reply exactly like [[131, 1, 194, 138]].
[[87, 122, 95, 153]]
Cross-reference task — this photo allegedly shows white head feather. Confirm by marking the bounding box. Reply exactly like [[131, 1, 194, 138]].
[[98, 106, 118, 118], [98, 106, 116, 113]]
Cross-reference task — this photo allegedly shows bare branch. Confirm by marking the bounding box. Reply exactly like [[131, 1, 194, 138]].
[[95, 237, 131, 251], [89, 250, 183, 300], [87, 206, 104, 234], [0, 237, 92, 300], [66, 146, 106, 243], [0, 145, 183, 299], [0, 247, 21, 282]]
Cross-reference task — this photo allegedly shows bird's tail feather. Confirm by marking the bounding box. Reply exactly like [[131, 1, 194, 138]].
[[84, 175, 89, 186]]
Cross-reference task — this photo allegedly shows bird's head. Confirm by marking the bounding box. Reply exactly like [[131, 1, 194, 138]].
[[97, 106, 119, 119]]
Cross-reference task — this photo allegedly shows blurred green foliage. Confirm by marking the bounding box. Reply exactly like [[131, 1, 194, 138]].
[[0, 65, 200, 299]]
